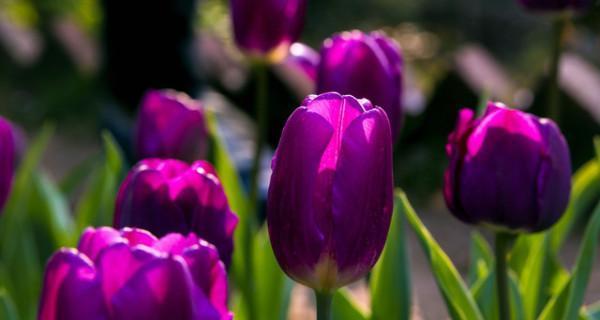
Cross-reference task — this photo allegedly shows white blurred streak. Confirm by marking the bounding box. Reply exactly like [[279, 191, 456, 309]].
[[560, 53, 600, 123], [0, 13, 42, 66]]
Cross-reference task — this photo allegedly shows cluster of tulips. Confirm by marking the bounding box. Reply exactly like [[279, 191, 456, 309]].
[[0, 0, 598, 319]]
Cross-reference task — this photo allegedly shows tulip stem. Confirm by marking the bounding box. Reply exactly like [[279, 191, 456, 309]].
[[315, 291, 333, 320], [495, 232, 512, 320], [244, 59, 268, 320], [547, 13, 568, 123]]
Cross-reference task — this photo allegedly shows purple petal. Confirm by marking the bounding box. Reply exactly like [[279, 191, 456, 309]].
[[330, 108, 394, 286], [38, 249, 106, 320], [78, 227, 125, 262], [110, 257, 220, 320], [267, 106, 333, 286], [0, 117, 15, 212]]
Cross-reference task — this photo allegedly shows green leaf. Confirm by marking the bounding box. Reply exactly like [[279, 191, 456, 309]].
[[0, 125, 53, 319], [0, 288, 18, 320], [549, 159, 600, 252], [538, 200, 600, 320], [370, 193, 411, 320], [332, 289, 368, 320], [75, 131, 124, 231], [254, 226, 293, 320], [467, 231, 493, 285], [401, 190, 483, 320], [471, 269, 525, 320]]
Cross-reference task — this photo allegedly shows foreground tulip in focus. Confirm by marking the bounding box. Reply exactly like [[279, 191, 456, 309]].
[[317, 31, 404, 142], [136, 89, 208, 163], [268, 92, 394, 294], [444, 102, 572, 232], [230, 0, 307, 60], [0, 116, 15, 214], [39, 227, 231, 320], [114, 159, 238, 267]]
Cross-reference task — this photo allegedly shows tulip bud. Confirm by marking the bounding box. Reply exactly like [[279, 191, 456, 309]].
[[114, 159, 238, 267], [517, 0, 591, 11], [444, 102, 572, 232], [135, 89, 208, 163], [39, 227, 232, 320], [230, 0, 307, 60], [317, 31, 404, 142], [0, 117, 16, 213], [284, 42, 320, 81], [267, 92, 394, 292]]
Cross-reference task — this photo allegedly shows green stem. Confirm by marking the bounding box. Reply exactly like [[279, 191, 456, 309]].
[[495, 232, 511, 320], [315, 291, 333, 320], [243, 60, 268, 320], [547, 14, 568, 123]]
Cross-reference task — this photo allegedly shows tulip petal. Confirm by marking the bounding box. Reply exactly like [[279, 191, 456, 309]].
[[459, 107, 545, 229], [331, 108, 394, 285], [96, 243, 161, 309], [111, 257, 217, 320], [0, 118, 14, 211], [533, 118, 572, 231], [268, 107, 333, 285], [183, 241, 231, 319], [39, 249, 106, 320], [78, 227, 125, 262], [114, 169, 188, 237]]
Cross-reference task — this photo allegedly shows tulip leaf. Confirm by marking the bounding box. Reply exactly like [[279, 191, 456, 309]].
[[549, 159, 600, 253], [471, 269, 525, 320], [401, 190, 484, 320], [0, 288, 18, 320], [538, 199, 600, 320], [75, 131, 124, 231], [370, 192, 411, 320], [467, 231, 493, 285], [332, 289, 368, 320], [0, 125, 53, 319], [205, 109, 250, 287], [253, 225, 292, 320]]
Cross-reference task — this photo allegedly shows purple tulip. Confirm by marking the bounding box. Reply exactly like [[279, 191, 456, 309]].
[[0, 117, 16, 213], [267, 92, 394, 291], [284, 42, 320, 81], [517, 0, 591, 11], [230, 0, 307, 59], [317, 31, 404, 142], [114, 159, 238, 267], [444, 102, 572, 232], [39, 227, 232, 320], [136, 89, 208, 163]]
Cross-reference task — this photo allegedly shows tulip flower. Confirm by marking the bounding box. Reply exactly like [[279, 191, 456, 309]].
[[517, 0, 591, 11], [135, 89, 208, 163], [230, 0, 307, 60], [0, 117, 16, 213], [284, 42, 320, 81], [317, 31, 404, 142], [444, 102, 572, 232], [114, 159, 238, 267], [39, 227, 232, 320], [267, 92, 394, 293]]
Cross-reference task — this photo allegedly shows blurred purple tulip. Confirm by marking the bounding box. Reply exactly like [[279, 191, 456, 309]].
[[444, 102, 572, 232], [317, 31, 404, 142], [39, 227, 232, 320], [114, 159, 238, 267], [284, 42, 320, 81], [230, 0, 307, 59], [136, 89, 208, 163], [0, 117, 16, 213], [518, 0, 591, 11], [267, 92, 394, 291]]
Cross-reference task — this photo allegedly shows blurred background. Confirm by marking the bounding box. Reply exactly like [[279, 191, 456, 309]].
[[0, 0, 599, 318]]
